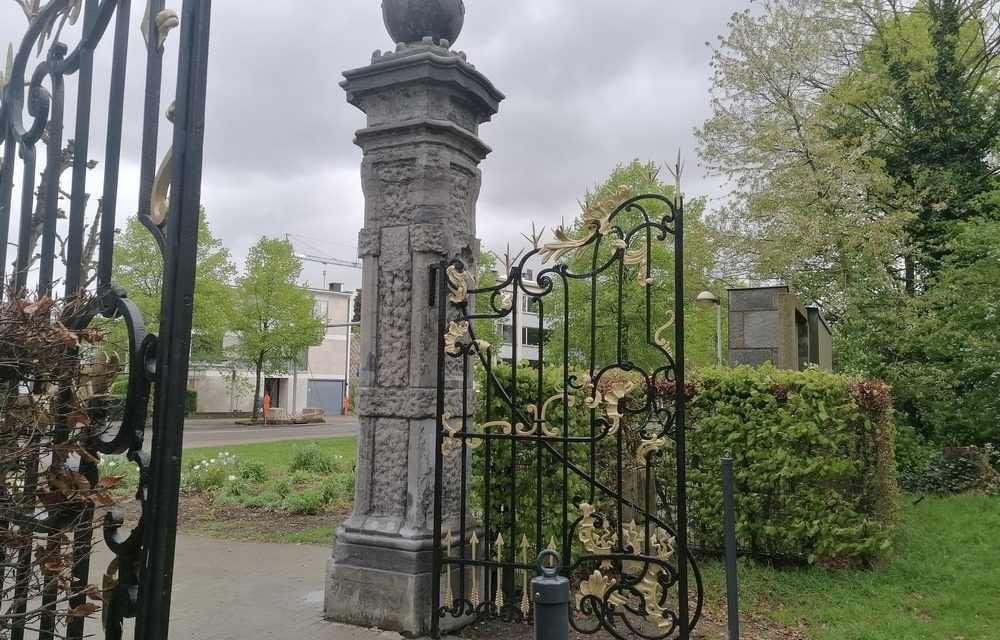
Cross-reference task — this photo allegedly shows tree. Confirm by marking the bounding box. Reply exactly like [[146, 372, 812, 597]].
[[232, 237, 325, 422], [112, 210, 236, 361], [545, 160, 721, 372], [698, 0, 915, 317], [699, 0, 1000, 444]]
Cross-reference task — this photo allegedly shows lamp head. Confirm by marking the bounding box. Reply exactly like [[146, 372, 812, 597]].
[[696, 290, 721, 308]]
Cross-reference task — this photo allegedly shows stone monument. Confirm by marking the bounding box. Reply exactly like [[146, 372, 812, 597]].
[[325, 1, 503, 634]]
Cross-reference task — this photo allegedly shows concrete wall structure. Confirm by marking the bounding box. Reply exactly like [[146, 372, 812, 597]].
[[727, 286, 832, 371]]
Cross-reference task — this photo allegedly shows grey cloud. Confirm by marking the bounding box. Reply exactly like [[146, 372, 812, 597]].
[[1, 0, 751, 292]]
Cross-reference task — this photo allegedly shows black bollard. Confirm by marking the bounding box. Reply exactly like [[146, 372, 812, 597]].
[[532, 549, 569, 640], [722, 451, 741, 640]]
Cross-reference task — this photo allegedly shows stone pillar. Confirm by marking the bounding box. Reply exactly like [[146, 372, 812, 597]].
[[325, 4, 503, 635]]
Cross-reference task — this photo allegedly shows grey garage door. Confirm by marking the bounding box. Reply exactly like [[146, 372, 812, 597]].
[[307, 379, 345, 415]]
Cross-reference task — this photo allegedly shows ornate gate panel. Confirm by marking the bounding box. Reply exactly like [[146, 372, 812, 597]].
[[432, 192, 702, 639], [0, 1, 211, 638]]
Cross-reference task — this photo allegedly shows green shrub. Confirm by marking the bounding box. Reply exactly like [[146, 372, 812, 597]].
[[213, 477, 252, 506], [288, 443, 334, 474], [683, 365, 896, 565], [184, 388, 198, 416], [898, 444, 998, 495], [287, 470, 313, 486], [182, 452, 239, 493], [283, 487, 327, 515], [237, 460, 268, 483]]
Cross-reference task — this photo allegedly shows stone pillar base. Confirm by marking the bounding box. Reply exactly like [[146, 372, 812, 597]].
[[325, 558, 433, 633]]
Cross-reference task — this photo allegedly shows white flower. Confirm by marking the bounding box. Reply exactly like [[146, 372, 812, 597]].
[[209, 459, 216, 464], [228, 475, 236, 481]]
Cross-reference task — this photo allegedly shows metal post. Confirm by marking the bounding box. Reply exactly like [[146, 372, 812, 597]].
[[716, 302, 724, 365], [532, 550, 569, 640], [722, 452, 740, 640]]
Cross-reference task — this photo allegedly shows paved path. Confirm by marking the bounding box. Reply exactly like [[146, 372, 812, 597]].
[[182, 416, 360, 449], [97, 535, 407, 640]]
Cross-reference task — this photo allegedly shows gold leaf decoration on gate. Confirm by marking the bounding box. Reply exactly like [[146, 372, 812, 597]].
[[580, 376, 634, 436], [517, 392, 575, 437], [446, 264, 469, 304], [538, 186, 633, 264], [440, 412, 516, 455], [653, 310, 676, 357], [443, 321, 490, 357], [635, 433, 667, 464], [576, 503, 677, 629]]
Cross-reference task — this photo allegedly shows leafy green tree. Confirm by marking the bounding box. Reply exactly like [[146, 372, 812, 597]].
[[544, 160, 721, 372], [232, 237, 325, 422], [698, 0, 914, 317], [112, 211, 236, 361], [837, 217, 1000, 444], [701, 0, 1000, 444]]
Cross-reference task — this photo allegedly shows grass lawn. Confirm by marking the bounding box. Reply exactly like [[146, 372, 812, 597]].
[[170, 438, 997, 637], [175, 437, 359, 545], [183, 437, 357, 471], [699, 494, 999, 639]]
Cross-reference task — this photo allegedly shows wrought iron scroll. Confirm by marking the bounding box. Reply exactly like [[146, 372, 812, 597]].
[[432, 193, 702, 639], [0, 1, 211, 639]]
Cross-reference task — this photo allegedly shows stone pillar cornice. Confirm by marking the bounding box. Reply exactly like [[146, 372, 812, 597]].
[[342, 45, 503, 128]]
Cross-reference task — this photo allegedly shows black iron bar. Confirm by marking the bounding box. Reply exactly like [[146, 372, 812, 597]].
[[674, 200, 689, 638], [0, 129, 15, 287], [134, 2, 212, 639], [97, 0, 132, 291], [432, 262, 447, 639], [38, 49, 66, 298], [136, 0, 166, 226], [15, 147, 36, 293], [64, 0, 99, 296]]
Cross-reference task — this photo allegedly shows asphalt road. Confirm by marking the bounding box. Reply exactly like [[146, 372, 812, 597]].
[[181, 417, 360, 449]]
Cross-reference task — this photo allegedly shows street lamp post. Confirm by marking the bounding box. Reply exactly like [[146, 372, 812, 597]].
[[696, 290, 724, 366]]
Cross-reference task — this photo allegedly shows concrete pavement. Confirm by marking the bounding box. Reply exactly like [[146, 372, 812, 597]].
[[101, 534, 410, 640]]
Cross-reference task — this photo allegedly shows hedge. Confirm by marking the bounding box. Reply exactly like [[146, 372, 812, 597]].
[[470, 361, 897, 567], [684, 365, 896, 565]]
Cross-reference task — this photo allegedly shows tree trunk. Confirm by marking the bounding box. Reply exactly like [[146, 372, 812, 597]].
[[252, 355, 263, 422]]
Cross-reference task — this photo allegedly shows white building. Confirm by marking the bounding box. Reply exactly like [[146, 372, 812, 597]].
[[495, 271, 549, 366], [187, 283, 354, 416]]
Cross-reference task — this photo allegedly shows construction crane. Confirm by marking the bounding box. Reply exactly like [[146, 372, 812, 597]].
[[292, 251, 361, 270]]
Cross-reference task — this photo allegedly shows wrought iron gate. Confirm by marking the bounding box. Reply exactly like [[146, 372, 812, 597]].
[[432, 192, 702, 639], [1, 1, 211, 639]]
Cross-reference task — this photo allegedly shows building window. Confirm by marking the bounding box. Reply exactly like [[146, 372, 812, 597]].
[[314, 299, 329, 323], [522, 295, 540, 315], [523, 326, 549, 346], [500, 324, 514, 344]]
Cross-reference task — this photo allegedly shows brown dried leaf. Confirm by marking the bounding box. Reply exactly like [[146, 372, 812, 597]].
[[22, 296, 55, 316], [89, 491, 116, 507], [67, 602, 98, 618], [39, 489, 64, 506], [95, 475, 124, 490], [73, 445, 100, 464]]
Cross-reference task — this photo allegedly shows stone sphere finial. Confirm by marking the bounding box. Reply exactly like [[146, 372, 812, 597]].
[[382, 0, 465, 47]]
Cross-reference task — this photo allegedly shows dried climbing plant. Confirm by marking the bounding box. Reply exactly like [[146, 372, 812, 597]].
[[0, 293, 123, 635]]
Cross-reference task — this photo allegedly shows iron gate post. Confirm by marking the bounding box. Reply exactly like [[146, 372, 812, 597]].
[[325, 4, 503, 635]]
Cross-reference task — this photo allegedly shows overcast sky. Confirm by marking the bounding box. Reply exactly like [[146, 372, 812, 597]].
[[1, 1, 751, 292]]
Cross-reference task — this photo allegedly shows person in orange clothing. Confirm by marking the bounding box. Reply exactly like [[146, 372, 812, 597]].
[[262, 390, 271, 425]]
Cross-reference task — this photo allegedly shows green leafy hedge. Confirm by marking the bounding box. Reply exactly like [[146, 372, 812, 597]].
[[684, 365, 896, 565]]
